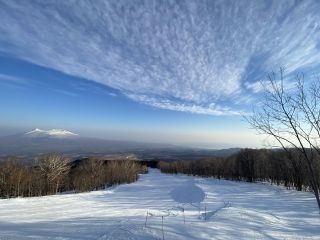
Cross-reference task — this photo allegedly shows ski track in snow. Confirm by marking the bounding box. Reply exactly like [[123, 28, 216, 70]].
[[0, 169, 319, 239]]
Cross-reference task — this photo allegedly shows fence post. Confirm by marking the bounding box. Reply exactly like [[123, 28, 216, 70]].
[[204, 203, 207, 221], [162, 216, 164, 240], [145, 211, 148, 227], [183, 207, 185, 224]]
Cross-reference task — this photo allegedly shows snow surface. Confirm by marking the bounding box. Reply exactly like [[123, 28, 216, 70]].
[[25, 128, 79, 137], [170, 180, 205, 204], [0, 169, 319, 240]]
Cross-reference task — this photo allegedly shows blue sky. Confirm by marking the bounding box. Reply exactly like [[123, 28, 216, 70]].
[[1, 0, 320, 148]]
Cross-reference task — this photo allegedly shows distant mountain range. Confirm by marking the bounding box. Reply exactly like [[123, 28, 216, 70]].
[[0, 128, 176, 156], [0, 128, 241, 160]]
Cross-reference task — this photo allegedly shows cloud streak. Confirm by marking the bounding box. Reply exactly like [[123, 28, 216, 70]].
[[0, 0, 320, 115]]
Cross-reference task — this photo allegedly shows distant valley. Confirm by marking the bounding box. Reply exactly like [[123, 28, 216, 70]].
[[0, 128, 240, 161]]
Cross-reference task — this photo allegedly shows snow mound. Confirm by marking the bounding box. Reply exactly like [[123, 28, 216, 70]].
[[170, 180, 205, 204]]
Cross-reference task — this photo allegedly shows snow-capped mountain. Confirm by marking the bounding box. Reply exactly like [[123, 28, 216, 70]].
[[25, 128, 79, 138]]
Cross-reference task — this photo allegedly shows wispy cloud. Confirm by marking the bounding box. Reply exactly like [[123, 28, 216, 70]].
[[0, 74, 27, 85], [108, 92, 117, 97], [126, 93, 244, 116], [50, 88, 79, 97], [0, 73, 28, 89], [245, 77, 299, 94], [0, 0, 320, 115]]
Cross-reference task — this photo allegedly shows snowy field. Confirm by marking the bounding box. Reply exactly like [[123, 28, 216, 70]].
[[0, 169, 319, 240]]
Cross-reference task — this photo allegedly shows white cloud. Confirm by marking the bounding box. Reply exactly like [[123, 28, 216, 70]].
[[126, 93, 244, 116], [245, 77, 298, 94], [108, 92, 117, 97], [244, 81, 265, 94], [50, 88, 79, 97], [0, 0, 320, 115], [0, 73, 28, 89], [0, 74, 27, 85]]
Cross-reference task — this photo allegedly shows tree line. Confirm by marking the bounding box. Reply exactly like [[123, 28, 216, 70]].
[[158, 148, 320, 193], [0, 154, 147, 198]]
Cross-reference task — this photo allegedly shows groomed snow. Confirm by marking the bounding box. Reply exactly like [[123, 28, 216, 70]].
[[0, 169, 319, 239]]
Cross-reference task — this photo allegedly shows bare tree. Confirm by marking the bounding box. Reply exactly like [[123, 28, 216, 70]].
[[247, 68, 320, 210], [71, 158, 105, 191], [35, 154, 70, 194]]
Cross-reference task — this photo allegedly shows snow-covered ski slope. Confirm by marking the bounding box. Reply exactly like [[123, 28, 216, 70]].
[[0, 169, 319, 240]]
